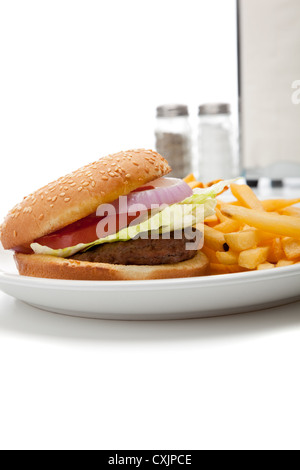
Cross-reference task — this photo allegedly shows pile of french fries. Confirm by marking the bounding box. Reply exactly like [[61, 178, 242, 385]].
[[184, 174, 300, 275]]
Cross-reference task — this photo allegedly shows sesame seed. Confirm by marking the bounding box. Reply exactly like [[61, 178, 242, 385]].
[[50, 187, 56, 192], [133, 162, 139, 166], [60, 192, 66, 197], [47, 197, 52, 201], [52, 196, 57, 202], [13, 231, 17, 237], [102, 176, 109, 181], [82, 182, 89, 187], [50, 204, 54, 208], [100, 171, 105, 174], [126, 174, 131, 178], [78, 187, 83, 192], [109, 172, 115, 177], [39, 214, 44, 220], [64, 187, 69, 191], [70, 183, 76, 187], [91, 181, 96, 187], [64, 198, 71, 202]]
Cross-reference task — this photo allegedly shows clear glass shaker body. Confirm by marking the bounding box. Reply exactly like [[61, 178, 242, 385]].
[[155, 105, 193, 178], [197, 104, 238, 182]]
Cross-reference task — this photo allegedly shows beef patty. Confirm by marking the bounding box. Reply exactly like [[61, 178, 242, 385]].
[[71, 229, 202, 265]]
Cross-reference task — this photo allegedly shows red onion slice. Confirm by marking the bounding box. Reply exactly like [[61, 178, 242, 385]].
[[111, 177, 193, 215]]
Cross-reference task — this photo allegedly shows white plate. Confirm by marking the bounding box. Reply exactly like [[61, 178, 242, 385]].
[[0, 247, 300, 320]]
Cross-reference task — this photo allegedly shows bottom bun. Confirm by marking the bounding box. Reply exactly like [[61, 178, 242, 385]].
[[14, 251, 209, 281]]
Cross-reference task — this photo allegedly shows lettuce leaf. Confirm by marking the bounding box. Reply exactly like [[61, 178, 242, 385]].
[[182, 179, 235, 205], [31, 179, 233, 258]]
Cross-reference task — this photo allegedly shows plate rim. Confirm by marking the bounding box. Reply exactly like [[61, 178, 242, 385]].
[[0, 259, 299, 292]]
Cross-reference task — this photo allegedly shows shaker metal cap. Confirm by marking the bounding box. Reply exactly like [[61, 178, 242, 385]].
[[156, 104, 189, 118], [198, 103, 231, 116]]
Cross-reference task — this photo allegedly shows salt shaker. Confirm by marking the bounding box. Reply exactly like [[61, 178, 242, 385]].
[[155, 104, 192, 178], [197, 103, 238, 182]]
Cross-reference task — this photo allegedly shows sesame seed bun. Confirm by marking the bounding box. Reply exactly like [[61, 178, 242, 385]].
[[1, 149, 171, 250], [14, 251, 209, 281]]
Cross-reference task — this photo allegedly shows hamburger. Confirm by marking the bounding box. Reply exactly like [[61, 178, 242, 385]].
[[0, 149, 229, 280]]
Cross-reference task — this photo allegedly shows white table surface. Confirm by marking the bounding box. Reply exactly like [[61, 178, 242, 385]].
[[1, 292, 300, 450], [1, 181, 300, 450]]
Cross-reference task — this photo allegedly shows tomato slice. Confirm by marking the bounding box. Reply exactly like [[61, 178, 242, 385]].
[[34, 212, 144, 250], [15, 186, 152, 253], [35, 213, 102, 250]]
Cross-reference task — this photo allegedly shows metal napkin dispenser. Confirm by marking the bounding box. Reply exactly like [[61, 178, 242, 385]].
[[238, 0, 300, 180]]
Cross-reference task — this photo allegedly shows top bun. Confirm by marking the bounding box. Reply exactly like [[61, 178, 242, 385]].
[[1, 149, 171, 250]]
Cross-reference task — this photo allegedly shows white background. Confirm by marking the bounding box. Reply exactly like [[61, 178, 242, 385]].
[[1, 0, 300, 451], [0, 0, 238, 214]]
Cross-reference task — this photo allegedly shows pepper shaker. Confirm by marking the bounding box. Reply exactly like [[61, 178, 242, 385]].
[[155, 104, 192, 178]]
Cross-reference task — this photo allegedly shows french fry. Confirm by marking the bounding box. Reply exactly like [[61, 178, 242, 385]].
[[267, 238, 286, 264], [215, 208, 227, 223], [209, 264, 245, 275], [215, 207, 242, 232], [238, 247, 269, 270], [227, 265, 248, 273], [213, 219, 241, 234], [282, 238, 300, 260], [257, 262, 275, 270], [189, 181, 205, 189], [276, 260, 295, 268], [256, 230, 277, 244], [185, 172, 300, 276], [280, 207, 300, 217], [227, 201, 243, 206], [224, 230, 258, 252], [183, 173, 196, 184], [221, 205, 300, 239], [203, 225, 227, 252], [216, 251, 239, 265], [261, 198, 300, 212], [209, 263, 231, 275], [204, 214, 219, 226], [201, 245, 219, 264], [230, 184, 265, 211]]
